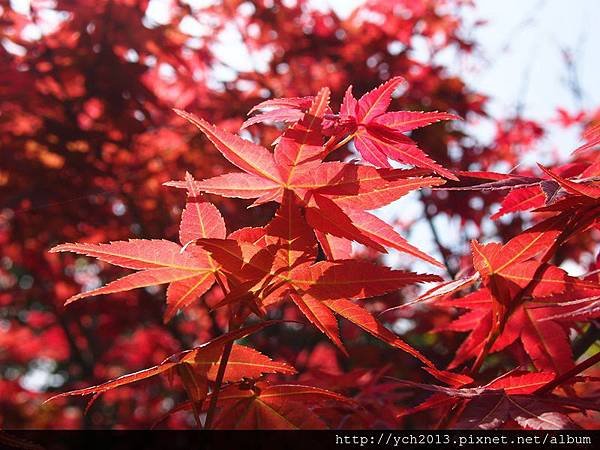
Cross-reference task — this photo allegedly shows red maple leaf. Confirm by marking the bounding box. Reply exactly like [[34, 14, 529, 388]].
[[50, 174, 224, 322], [395, 371, 599, 429], [168, 89, 446, 265], [196, 191, 441, 363]]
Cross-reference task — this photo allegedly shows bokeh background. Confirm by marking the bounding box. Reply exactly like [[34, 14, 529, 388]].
[[1, 0, 598, 428]]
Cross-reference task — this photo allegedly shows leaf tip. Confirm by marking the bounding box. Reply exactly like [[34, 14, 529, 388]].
[[64, 295, 83, 306], [443, 171, 460, 182]]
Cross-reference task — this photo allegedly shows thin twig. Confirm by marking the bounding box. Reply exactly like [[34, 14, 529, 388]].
[[203, 339, 235, 429], [204, 298, 240, 429], [419, 192, 455, 278], [535, 351, 600, 395]]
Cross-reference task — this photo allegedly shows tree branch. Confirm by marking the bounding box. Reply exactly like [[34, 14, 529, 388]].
[[419, 192, 456, 278]]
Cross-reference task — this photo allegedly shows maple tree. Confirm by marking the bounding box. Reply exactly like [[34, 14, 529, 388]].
[[1, 0, 599, 432], [43, 80, 600, 429]]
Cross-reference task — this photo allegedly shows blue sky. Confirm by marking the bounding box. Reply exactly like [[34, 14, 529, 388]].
[[462, 0, 600, 158]]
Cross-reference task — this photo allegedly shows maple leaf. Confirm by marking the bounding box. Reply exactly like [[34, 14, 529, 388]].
[[179, 172, 227, 245], [173, 109, 284, 188], [573, 122, 600, 154], [241, 96, 315, 129], [168, 93, 445, 266], [50, 175, 225, 322], [432, 215, 600, 372], [490, 184, 547, 220], [172, 88, 333, 205], [241, 78, 460, 179], [444, 170, 562, 220], [456, 393, 583, 430], [537, 164, 600, 199], [447, 165, 600, 232], [12, 0, 600, 432], [194, 192, 442, 364], [381, 272, 480, 314], [44, 322, 294, 421], [438, 279, 600, 373], [161, 381, 354, 429], [395, 371, 598, 429], [337, 77, 459, 179], [211, 382, 354, 429], [470, 216, 568, 306]]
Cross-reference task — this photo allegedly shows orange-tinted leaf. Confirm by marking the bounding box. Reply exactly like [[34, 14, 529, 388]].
[[45, 322, 286, 407], [330, 176, 445, 210], [424, 367, 474, 387], [63, 267, 201, 305], [491, 185, 546, 220], [354, 126, 457, 179], [212, 382, 352, 429], [174, 109, 282, 183], [181, 343, 296, 381], [314, 230, 353, 260], [264, 190, 318, 271], [520, 308, 573, 373], [290, 162, 432, 203], [242, 96, 313, 129], [50, 241, 215, 312], [305, 195, 386, 252], [167, 173, 281, 200], [51, 239, 197, 270], [46, 363, 178, 402], [179, 172, 226, 244], [195, 238, 274, 282], [323, 298, 433, 367], [290, 292, 346, 354], [164, 271, 216, 322], [410, 273, 479, 304], [486, 372, 555, 394]]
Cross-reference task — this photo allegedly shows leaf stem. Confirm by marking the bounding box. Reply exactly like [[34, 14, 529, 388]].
[[203, 339, 235, 429], [534, 351, 600, 395], [204, 307, 240, 429], [419, 192, 455, 277], [323, 133, 355, 156]]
